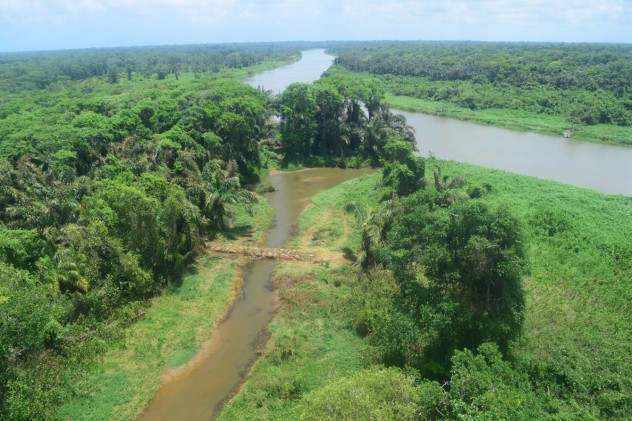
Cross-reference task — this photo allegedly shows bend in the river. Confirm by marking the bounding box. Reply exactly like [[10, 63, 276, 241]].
[[252, 49, 632, 196]]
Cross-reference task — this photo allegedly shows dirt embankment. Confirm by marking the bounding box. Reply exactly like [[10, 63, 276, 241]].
[[206, 240, 348, 265]]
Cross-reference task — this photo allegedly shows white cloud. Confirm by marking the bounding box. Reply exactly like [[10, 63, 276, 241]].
[[1, 0, 631, 51], [339, 0, 628, 26], [0, 0, 50, 23]]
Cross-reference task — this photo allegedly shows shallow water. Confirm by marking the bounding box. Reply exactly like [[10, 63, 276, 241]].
[[138, 168, 372, 421]]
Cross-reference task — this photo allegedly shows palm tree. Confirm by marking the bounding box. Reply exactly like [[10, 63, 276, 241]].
[[348, 198, 401, 271], [202, 160, 257, 233]]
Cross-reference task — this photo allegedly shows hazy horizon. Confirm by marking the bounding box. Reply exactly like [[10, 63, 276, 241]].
[[1, 0, 631, 53]]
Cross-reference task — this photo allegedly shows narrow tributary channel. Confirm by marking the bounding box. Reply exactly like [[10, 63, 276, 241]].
[[139, 168, 372, 420]]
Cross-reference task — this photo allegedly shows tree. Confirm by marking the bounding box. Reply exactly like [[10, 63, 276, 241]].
[[278, 83, 318, 159], [0, 263, 63, 417], [300, 367, 420, 421], [160, 186, 202, 279], [349, 198, 401, 271], [201, 161, 257, 233]]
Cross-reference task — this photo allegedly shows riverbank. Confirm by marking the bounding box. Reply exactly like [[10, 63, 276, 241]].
[[57, 197, 274, 420], [218, 162, 632, 419], [219, 173, 384, 419], [385, 93, 632, 146], [324, 67, 631, 146]]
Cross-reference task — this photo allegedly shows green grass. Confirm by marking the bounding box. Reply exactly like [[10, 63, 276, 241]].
[[219, 175, 387, 420], [222, 195, 276, 245], [57, 257, 240, 420], [386, 93, 632, 146], [219, 262, 370, 420], [434, 160, 632, 412], [228, 57, 300, 80], [387, 94, 570, 135], [288, 172, 386, 254]]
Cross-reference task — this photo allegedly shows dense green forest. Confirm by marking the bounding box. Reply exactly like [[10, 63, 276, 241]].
[[0, 43, 307, 91], [329, 42, 632, 144]]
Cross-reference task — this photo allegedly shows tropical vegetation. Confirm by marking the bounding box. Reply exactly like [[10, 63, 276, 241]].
[[1, 40, 630, 420], [221, 159, 631, 420], [0, 43, 300, 419]]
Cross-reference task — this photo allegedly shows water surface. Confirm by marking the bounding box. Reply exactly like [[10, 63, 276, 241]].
[[400, 110, 632, 195], [244, 49, 334, 95]]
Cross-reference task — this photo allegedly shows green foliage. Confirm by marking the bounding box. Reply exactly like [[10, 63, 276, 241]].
[[0, 43, 294, 419], [346, 164, 632, 418], [353, 167, 527, 376], [412, 343, 578, 419], [381, 137, 425, 197], [0, 264, 65, 419], [223, 162, 630, 419], [300, 367, 420, 420], [276, 74, 417, 166], [0, 227, 46, 269], [0, 43, 303, 92], [58, 257, 243, 421], [329, 41, 632, 144]]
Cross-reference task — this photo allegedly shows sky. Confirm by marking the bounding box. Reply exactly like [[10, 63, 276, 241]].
[[0, 0, 631, 52]]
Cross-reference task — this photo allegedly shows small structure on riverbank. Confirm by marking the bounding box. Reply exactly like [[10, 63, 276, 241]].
[[563, 130, 572, 138]]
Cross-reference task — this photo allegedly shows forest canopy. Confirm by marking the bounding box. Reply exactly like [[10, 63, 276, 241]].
[[330, 41, 632, 142], [0, 43, 304, 418]]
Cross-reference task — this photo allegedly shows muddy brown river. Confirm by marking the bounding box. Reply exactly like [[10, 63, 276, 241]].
[[139, 168, 372, 420]]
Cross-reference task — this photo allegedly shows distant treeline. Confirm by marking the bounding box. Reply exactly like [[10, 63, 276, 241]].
[[331, 41, 632, 127], [0, 42, 332, 91]]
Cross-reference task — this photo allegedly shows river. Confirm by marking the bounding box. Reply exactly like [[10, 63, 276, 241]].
[[249, 49, 632, 196], [244, 49, 334, 95], [139, 169, 372, 420]]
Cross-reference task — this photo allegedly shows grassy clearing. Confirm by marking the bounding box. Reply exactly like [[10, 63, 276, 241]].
[[58, 257, 241, 420], [221, 195, 276, 246], [58, 195, 274, 420], [288, 173, 387, 255]]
